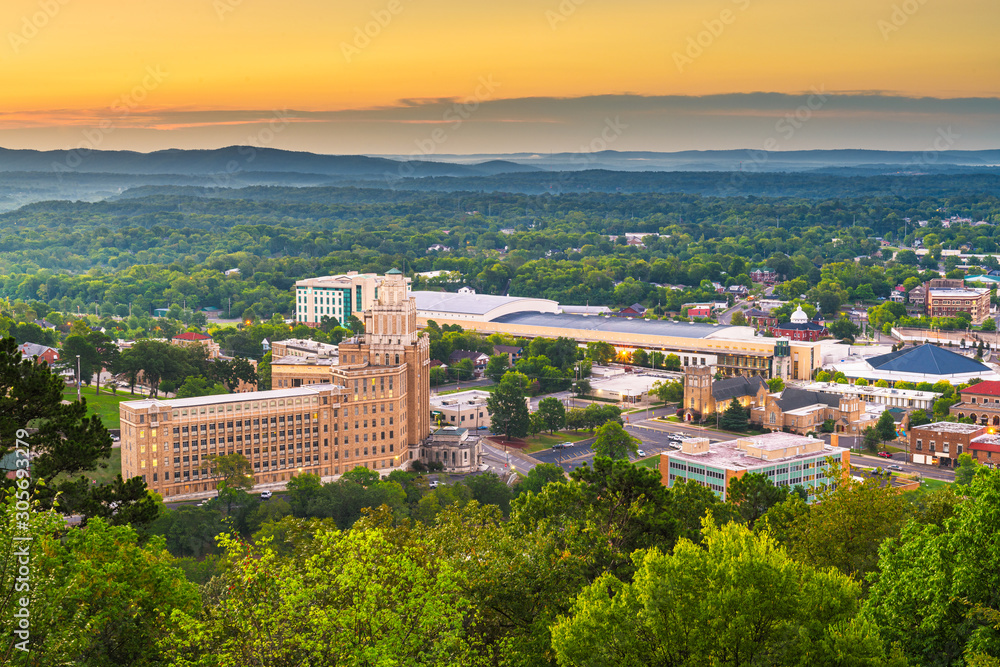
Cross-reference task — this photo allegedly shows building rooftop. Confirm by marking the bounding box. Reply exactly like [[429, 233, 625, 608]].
[[270, 356, 337, 367], [590, 373, 670, 397], [665, 432, 846, 470], [960, 381, 1000, 396], [429, 390, 492, 409], [928, 288, 988, 298], [911, 421, 985, 434], [173, 332, 212, 341], [866, 344, 989, 376], [121, 383, 343, 410], [490, 311, 751, 340], [414, 290, 557, 317], [775, 387, 842, 411], [800, 382, 940, 400], [712, 375, 767, 402]]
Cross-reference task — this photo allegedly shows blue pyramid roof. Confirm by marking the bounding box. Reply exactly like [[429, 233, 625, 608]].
[[867, 344, 988, 375]]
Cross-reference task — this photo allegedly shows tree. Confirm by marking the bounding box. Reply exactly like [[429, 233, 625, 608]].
[[864, 468, 1000, 665], [719, 398, 749, 432], [630, 348, 649, 367], [652, 379, 684, 403], [0, 515, 200, 665], [591, 421, 639, 461], [429, 366, 447, 387], [726, 472, 788, 528], [788, 475, 910, 581], [855, 377, 869, 386], [175, 375, 229, 399], [982, 317, 997, 332], [585, 341, 615, 365], [517, 463, 566, 495], [862, 426, 881, 453], [213, 356, 258, 391], [572, 378, 591, 396], [484, 354, 509, 383], [206, 453, 254, 494], [0, 337, 111, 490], [731, 310, 748, 326], [815, 370, 832, 382], [165, 511, 473, 666], [486, 372, 530, 441], [257, 350, 272, 390], [463, 472, 514, 516], [876, 409, 897, 445], [954, 452, 979, 485], [829, 317, 862, 343], [449, 357, 474, 382], [537, 396, 566, 433], [767, 377, 785, 392], [551, 520, 895, 667]]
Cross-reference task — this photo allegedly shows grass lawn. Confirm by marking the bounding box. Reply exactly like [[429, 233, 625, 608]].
[[634, 456, 660, 469], [903, 476, 952, 499], [523, 430, 594, 453], [62, 385, 149, 430]]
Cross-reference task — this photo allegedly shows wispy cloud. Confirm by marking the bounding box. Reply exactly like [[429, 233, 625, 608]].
[[1, 93, 998, 153]]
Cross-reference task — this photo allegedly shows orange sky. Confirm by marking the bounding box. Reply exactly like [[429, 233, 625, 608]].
[[0, 0, 997, 152]]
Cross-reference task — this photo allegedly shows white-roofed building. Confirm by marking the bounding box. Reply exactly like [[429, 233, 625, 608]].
[[413, 290, 559, 322]]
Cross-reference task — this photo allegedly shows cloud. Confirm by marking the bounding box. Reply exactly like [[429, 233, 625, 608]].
[[0, 93, 998, 154]]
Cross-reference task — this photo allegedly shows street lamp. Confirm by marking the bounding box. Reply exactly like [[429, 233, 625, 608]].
[[76, 354, 81, 401]]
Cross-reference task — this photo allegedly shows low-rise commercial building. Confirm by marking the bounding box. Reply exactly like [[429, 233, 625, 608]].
[[658, 432, 850, 501], [800, 381, 939, 411], [271, 338, 340, 359], [953, 380, 1000, 427], [430, 390, 492, 431], [909, 421, 984, 468], [924, 278, 991, 324]]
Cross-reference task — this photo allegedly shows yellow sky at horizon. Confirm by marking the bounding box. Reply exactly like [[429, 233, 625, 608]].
[[0, 0, 996, 118]]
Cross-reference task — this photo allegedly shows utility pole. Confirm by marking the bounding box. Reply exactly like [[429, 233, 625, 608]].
[[76, 355, 81, 401]]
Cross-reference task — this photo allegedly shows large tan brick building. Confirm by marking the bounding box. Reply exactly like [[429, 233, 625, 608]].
[[121, 270, 430, 498], [924, 279, 991, 324]]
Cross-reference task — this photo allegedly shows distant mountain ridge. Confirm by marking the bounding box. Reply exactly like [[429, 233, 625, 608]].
[[1, 146, 998, 178], [0, 146, 540, 177]]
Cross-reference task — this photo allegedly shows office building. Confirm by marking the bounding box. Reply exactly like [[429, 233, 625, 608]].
[[658, 432, 850, 501]]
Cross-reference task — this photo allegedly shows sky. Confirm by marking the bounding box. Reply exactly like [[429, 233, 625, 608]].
[[1, 0, 998, 155]]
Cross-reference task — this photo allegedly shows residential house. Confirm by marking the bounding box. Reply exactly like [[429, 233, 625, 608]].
[[447, 350, 490, 376], [18, 342, 59, 366], [493, 344, 524, 365], [750, 268, 778, 284]]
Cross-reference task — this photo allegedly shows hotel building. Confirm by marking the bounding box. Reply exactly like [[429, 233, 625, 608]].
[[121, 270, 430, 498], [294, 271, 411, 327]]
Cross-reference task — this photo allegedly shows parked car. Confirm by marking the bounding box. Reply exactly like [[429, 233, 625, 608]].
[[636, 449, 646, 457], [552, 442, 571, 450], [197, 499, 211, 507], [428, 480, 439, 489], [877, 451, 893, 459], [887, 464, 903, 471], [260, 490, 272, 500]]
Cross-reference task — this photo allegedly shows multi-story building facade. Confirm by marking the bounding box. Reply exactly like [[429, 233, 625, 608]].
[[121, 270, 430, 498], [752, 387, 863, 435], [120, 385, 344, 498], [952, 380, 1000, 427], [294, 271, 410, 327], [270, 338, 340, 359], [682, 365, 766, 421], [658, 432, 850, 501], [924, 279, 991, 324], [909, 421, 984, 468], [800, 382, 939, 411], [271, 355, 337, 389]]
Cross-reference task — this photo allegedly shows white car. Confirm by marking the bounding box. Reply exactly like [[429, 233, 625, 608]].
[[636, 449, 646, 457], [260, 490, 273, 500], [428, 480, 439, 489]]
